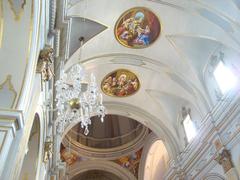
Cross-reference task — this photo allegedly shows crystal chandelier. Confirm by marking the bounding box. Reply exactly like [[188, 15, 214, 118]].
[[55, 37, 105, 135]]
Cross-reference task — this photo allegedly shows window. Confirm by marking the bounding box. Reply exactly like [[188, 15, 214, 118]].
[[213, 61, 237, 94], [183, 114, 197, 142]]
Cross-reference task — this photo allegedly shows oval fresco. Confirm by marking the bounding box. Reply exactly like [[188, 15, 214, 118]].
[[115, 7, 161, 48], [101, 69, 140, 97]]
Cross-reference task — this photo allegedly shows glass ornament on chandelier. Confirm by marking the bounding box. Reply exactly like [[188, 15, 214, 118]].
[[55, 37, 105, 135]]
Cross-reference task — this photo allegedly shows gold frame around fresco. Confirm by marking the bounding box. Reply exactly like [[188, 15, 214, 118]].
[[114, 7, 161, 49], [101, 69, 140, 98]]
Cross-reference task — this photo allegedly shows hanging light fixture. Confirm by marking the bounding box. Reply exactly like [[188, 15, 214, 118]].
[[55, 37, 105, 135]]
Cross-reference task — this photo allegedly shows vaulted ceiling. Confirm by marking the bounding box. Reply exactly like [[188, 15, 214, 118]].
[[61, 0, 240, 156]]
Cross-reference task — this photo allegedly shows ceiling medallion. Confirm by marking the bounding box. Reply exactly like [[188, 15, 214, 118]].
[[101, 69, 140, 97], [115, 7, 161, 49], [55, 37, 105, 135]]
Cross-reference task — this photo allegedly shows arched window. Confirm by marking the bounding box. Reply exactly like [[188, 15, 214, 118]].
[[213, 60, 237, 94], [204, 50, 238, 105], [182, 107, 197, 143]]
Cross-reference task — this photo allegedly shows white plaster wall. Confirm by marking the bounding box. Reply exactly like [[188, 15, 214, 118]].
[[19, 117, 40, 180], [143, 140, 169, 180], [0, 0, 35, 108]]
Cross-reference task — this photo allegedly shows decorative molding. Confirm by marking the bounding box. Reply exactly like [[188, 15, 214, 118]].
[[7, 0, 26, 21], [62, 126, 148, 160], [0, 109, 24, 131], [203, 173, 225, 180], [15, 0, 35, 108], [165, 91, 240, 179], [103, 101, 180, 159], [0, 130, 7, 154], [68, 160, 137, 180], [49, 0, 56, 33], [67, 0, 82, 9], [0, 109, 24, 177], [0, 75, 17, 108]]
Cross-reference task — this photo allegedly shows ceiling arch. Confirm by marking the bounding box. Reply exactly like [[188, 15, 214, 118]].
[[60, 0, 240, 159]]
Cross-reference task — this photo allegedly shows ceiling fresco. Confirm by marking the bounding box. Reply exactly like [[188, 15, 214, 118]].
[[101, 69, 140, 97], [60, 144, 79, 166], [113, 148, 143, 178], [60, 143, 143, 178], [115, 7, 160, 48], [62, 0, 240, 163]]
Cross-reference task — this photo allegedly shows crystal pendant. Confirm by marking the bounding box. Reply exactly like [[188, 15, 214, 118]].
[[55, 64, 105, 135]]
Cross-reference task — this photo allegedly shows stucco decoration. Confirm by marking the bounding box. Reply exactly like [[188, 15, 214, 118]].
[[113, 148, 143, 178], [36, 46, 54, 81], [101, 69, 140, 97], [215, 149, 234, 173], [115, 7, 160, 48], [0, 75, 17, 108], [8, 0, 26, 21], [203, 173, 225, 180]]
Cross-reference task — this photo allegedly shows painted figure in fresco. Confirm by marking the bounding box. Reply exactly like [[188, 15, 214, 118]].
[[115, 149, 142, 178], [134, 25, 150, 45], [61, 149, 77, 166], [102, 76, 113, 94], [117, 11, 151, 46], [102, 70, 140, 97], [115, 7, 160, 48]]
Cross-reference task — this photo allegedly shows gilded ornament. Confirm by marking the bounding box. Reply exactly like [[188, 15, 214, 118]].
[[101, 69, 140, 97], [36, 46, 54, 81], [215, 149, 234, 173], [43, 137, 53, 163]]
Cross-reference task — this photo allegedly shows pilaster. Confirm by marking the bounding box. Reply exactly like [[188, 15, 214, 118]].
[[0, 109, 24, 179]]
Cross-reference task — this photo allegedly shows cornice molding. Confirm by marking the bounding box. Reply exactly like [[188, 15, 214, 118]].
[[165, 89, 240, 179], [62, 126, 148, 160], [68, 160, 137, 180]]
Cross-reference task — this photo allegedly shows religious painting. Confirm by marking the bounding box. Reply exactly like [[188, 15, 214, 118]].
[[113, 148, 143, 178], [60, 145, 78, 166], [115, 7, 161, 48], [101, 69, 140, 97]]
